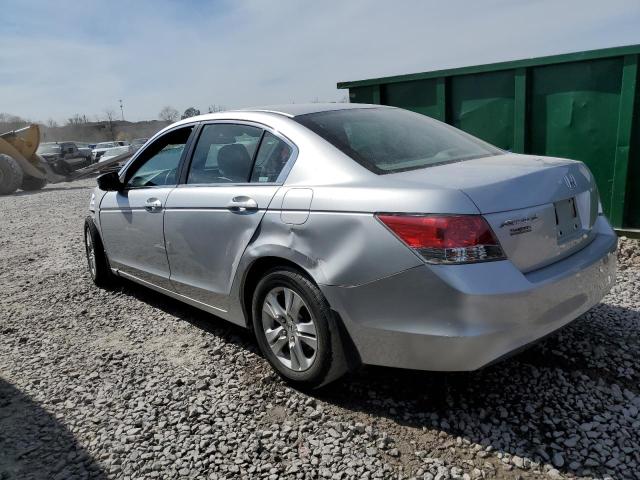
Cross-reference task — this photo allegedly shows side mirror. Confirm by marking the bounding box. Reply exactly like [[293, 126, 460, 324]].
[[97, 171, 123, 191]]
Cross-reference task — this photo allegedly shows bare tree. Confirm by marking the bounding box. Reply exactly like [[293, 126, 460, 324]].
[[46, 118, 58, 128], [158, 106, 179, 122], [104, 108, 117, 140], [181, 107, 200, 120], [207, 104, 225, 113], [0, 112, 28, 132], [104, 108, 116, 122], [67, 114, 84, 126]]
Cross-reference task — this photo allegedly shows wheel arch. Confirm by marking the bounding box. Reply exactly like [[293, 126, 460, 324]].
[[238, 254, 319, 331], [238, 252, 363, 382]]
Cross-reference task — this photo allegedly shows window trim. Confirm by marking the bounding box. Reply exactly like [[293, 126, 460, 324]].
[[118, 122, 199, 190], [177, 119, 299, 188]]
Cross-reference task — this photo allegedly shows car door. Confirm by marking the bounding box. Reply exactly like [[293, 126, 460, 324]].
[[163, 122, 296, 311], [99, 125, 195, 289]]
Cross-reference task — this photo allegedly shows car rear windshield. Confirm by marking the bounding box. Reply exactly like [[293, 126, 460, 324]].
[[295, 107, 503, 174]]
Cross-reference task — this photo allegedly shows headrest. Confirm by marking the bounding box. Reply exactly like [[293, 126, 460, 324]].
[[218, 144, 251, 181]]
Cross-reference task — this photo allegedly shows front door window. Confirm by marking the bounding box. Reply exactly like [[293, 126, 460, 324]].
[[126, 126, 193, 188]]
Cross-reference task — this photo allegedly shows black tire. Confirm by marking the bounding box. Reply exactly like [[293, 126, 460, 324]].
[[84, 217, 116, 288], [21, 174, 48, 191], [252, 267, 350, 389], [0, 154, 24, 195]]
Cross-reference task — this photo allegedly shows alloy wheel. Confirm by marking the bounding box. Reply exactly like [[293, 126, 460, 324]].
[[261, 286, 318, 371], [85, 229, 97, 279]]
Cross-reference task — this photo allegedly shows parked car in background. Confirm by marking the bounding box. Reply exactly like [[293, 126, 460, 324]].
[[98, 145, 133, 166], [84, 104, 617, 389], [37, 141, 93, 174], [92, 141, 128, 161], [75, 143, 94, 162], [131, 138, 149, 152]]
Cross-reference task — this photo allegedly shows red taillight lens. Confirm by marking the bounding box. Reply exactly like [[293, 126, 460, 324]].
[[376, 214, 505, 264]]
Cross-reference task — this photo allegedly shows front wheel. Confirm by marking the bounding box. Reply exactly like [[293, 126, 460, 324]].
[[252, 268, 350, 389], [84, 217, 116, 288]]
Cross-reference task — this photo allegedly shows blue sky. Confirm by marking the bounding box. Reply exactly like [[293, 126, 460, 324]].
[[1, 0, 639, 123]]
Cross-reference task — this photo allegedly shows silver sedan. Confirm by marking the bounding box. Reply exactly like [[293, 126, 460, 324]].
[[84, 104, 617, 388]]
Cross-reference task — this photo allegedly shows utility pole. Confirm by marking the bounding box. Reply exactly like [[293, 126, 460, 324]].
[[119, 99, 124, 121]]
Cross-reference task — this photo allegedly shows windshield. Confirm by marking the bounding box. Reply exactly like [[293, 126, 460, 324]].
[[37, 144, 61, 154], [96, 142, 114, 149], [295, 107, 503, 174]]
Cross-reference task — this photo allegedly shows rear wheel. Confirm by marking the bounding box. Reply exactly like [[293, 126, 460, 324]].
[[0, 154, 24, 195], [252, 268, 349, 389], [21, 174, 48, 191], [84, 217, 116, 288]]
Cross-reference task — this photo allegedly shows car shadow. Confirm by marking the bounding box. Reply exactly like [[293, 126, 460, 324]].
[[113, 278, 257, 352], [0, 378, 107, 480], [111, 278, 639, 478]]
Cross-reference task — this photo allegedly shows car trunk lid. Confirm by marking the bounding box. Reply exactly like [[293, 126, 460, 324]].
[[392, 154, 599, 272]]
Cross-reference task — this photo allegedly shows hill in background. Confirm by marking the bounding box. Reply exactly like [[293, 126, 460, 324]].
[[1, 113, 170, 143]]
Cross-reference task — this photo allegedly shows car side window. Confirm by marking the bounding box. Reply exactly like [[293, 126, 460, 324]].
[[250, 132, 292, 183], [186, 124, 262, 184], [125, 126, 193, 188]]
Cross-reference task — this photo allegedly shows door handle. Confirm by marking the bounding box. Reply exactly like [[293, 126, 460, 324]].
[[226, 196, 258, 212], [144, 198, 163, 212]]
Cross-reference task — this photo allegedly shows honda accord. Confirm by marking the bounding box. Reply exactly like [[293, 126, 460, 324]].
[[84, 104, 617, 388]]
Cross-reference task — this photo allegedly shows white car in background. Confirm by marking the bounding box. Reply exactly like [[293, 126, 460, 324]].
[[98, 145, 133, 166], [92, 141, 128, 161]]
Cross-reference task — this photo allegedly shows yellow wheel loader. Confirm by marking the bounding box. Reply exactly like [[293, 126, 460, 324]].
[[0, 124, 132, 195]]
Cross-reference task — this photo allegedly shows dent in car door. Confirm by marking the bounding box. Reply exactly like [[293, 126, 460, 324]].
[[163, 185, 280, 310]]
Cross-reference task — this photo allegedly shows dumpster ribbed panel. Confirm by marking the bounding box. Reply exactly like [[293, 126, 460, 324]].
[[338, 44, 640, 229]]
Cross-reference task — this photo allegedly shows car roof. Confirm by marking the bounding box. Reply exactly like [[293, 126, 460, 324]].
[[235, 102, 383, 117], [163, 103, 392, 138]]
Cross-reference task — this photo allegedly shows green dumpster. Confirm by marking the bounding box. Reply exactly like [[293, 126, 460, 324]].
[[338, 44, 640, 232]]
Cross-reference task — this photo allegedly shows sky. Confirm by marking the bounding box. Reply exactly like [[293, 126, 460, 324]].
[[1, 0, 639, 123]]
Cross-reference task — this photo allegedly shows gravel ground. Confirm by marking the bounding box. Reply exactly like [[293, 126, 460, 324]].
[[1, 179, 639, 480]]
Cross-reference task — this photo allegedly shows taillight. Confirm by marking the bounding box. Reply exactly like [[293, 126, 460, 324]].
[[376, 214, 505, 264]]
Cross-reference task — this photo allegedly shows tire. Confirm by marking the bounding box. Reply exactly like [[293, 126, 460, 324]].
[[252, 267, 350, 389], [84, 217, 116, 288], [0, 154, 24, 195], [21, 174, 48, 191]]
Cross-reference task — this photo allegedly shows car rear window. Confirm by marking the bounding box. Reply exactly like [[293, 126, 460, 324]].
[[295, 107, 503, 174]]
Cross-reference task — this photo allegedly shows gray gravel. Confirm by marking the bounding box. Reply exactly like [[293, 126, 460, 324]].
[[1, 179, 639, 480]]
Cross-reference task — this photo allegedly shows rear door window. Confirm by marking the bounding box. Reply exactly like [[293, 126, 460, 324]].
[[187, 124, 262, 184]]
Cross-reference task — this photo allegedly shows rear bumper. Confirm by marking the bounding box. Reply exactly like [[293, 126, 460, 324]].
[[321, 216, 617, 371]]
